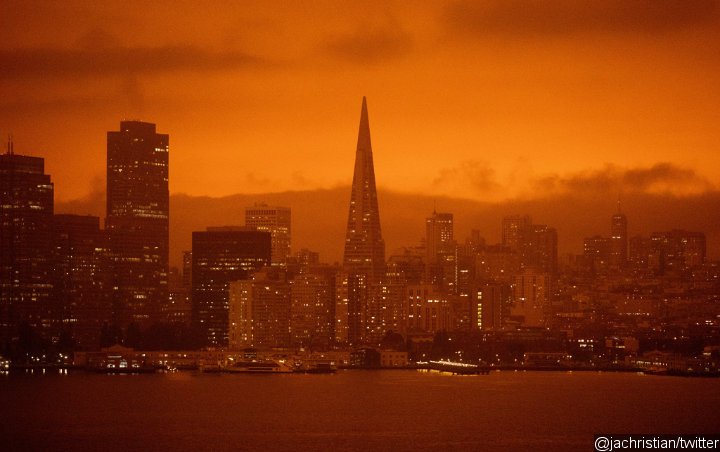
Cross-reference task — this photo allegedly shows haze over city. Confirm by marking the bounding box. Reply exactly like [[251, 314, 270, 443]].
[[2, 1, 720, 266], [2, 2, 720, 451]]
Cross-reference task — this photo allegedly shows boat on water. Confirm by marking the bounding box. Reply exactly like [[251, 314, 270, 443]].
[[198, 360, 223, 373], [294, 360, 337, 374], [416, 360, 488, 375], [224, 359, 292, 374]]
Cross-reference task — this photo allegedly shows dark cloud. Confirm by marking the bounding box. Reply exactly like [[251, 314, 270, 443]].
[[0, 44, 267, 80], [444, 0, 719, 37], [57, 184, 720, 267], [533, 163, 713, 195], [173, 188, 720, 266], [323, 20, 412, 63], [244, 172, 273, 189], [55, 184, 105, 218], [433, 160, 500, 194]]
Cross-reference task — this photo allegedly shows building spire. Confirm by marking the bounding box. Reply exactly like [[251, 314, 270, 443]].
[[356, 96, 371, 153], [343, 97, 385, 279], [7, 134, 13, 155]]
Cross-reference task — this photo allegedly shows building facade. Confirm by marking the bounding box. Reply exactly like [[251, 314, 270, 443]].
[[342, 97, 386, 344], [192, 228, 270, 346], [245, 204, 291, 265], [0, 148, 55, 344], [52, 214, 112, 350], [106, 121, 169, 330]]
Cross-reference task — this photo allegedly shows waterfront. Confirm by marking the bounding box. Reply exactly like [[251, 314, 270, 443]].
[[2, 370, 719, 451]]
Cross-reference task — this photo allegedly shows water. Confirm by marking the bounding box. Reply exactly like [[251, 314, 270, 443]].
[[2, 370, 719, 451]]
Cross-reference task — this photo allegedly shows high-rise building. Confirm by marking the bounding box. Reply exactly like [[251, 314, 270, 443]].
[[426, 211, 454, 264], [521, 224, 558, 277], [0, 145, 55, 343], [650, 230, 706, 274], [501, 215, 557, 276], [343, 97, 385, 281], [629, 235, 652, 273], [341, 97, 386, 344], [501, 215, 532, 251], [245, 204, 291, 265], [610, 205, 628, 271], [334, 270, 368, 345], [511, 269, 549, 327], [290, 269, 335, 348], [192, 227, 270, 346], [425, 211, 457, 292], [376, 272, 406, 339], [475, 245, 521, 283], [403, 284, 451, 334], [228, 267, 291, 349], [52, 214, 112, 350], [472, 282, 509, 331], [106, 121, 169, 330], [584, 235, 611, 275]]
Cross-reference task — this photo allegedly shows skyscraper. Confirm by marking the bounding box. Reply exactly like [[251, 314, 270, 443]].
[[51, 214, 112, 350], [0, 144, 55, 344], [341, 97, 386, 344], [245, 203, 291, 265], [425, 210, 456, 292], [290, 269, 335, 348], [343, 97, 385, 281], [228, 267, 291, 349], [610, 204, 628, 271], [192, 227, 270, 346], [501, 215, 532, 252], [650, 229, 706, 274], [501, 215, 557, 277], [425, 211, 454, 264], [106, 121, 169, 330]]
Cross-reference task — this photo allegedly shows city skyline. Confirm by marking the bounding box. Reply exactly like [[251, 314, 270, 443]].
[[1, 1, 719, 207], [3, 93, 718, 268], [3, 98, 713, 349], [3, 4, 720, 450]]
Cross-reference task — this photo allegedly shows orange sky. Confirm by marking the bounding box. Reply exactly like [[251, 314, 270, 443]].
[[1, 1, 719, 204]]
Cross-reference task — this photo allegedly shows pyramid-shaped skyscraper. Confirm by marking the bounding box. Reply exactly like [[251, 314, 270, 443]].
[[343, 97, 385, 282]]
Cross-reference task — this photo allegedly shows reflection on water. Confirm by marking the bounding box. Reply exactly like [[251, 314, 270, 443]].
[[1, 370, 719, 451]]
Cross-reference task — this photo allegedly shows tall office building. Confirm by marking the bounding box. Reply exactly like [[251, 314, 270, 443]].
[[472, 282, 509, 331], [334, 270, 368, 345], [501, 216, 557, 277], [650, 229, 706, 274], [290, 269, 335, 347], [521, 224, 558, 277], [501, 215, 532, 252], [192, 227, 270, 346], [628, 236, 652, 273], [426, 211, 454, 264], [341, 97, 386, 344], [475, 245, 521, 283], [245, 203, 291, 265], [425, 211, 456, 291], [584, 235, 611, 275], [0, 145, 55, 343], [52, 214, 112, 350], [404, 284, 452, 334], [228, 267, 291, 349], [106, 121, 169, 330], [610, 205, 628, 271], [343, 97, 385, 281], [511, 269, 549, 327]]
